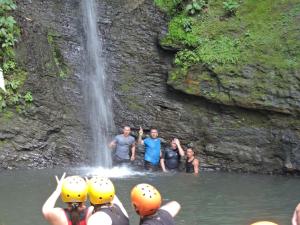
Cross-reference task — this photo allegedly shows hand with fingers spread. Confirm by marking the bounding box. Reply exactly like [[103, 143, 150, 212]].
[[55, 172, 66, 193], [139, 127, 143, 136]]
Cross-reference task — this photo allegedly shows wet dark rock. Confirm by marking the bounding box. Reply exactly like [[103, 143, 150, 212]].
[[0, 0, 299, 174]]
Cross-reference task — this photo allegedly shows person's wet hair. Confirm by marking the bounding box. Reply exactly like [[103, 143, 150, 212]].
[[69, 202, 82, 225], [150, 127, 158, 132]]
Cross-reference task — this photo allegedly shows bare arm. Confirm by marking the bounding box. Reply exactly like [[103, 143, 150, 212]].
[[193, 159, 199, 174], [42, 173, 66, 222], [160, 158, 167, 172], [130, 143, 136, 161], [160, 201, 181, 218], [292, 204, 300, 225], [138, 127, 144, 145], [174, 138, 184, 157], [108, 140, 116, 149]]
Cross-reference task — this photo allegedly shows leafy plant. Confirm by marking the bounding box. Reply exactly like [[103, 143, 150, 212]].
[[223, 0, 239, 16], [186, 0, 207, 16], [2, 60, 16, 72], [175, 49, 200, 68], [154, 0, 183, 15], [183, 20, 192, 32], [24, 91, 33, 103], [0, 0, 33, 113], [174, 36, 240, 69], [10, 93, 20, 104], [0, 0, 16, 14], [8, 79, 20, 90]]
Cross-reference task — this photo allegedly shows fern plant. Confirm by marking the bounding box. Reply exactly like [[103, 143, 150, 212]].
[[186, 0, 207, 16], [223, 0, 239, 16]]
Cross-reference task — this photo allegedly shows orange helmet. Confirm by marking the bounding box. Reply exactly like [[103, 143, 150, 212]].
[[131, 183, 162, 216], [250, 221, 278, 225]]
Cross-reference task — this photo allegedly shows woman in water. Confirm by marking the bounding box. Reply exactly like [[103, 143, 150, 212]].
[[42, 173, 93, 225], [185, 147, 199, 174]]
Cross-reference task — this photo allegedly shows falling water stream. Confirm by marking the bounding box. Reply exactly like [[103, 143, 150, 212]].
[[82, 0, 114, 167]]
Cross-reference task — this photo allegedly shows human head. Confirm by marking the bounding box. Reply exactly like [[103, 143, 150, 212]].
[[170, 138, 177, 149], [186, 147, 195, 158], [250, 222, 278, 225], [150, 128, 158, 139], [61, 176, 88, 203], [131, 183, 162, 217], [122, 126, 131, 137], [87, 176, 115, 205]]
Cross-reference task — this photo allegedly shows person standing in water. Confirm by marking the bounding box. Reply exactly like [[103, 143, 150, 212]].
[[109, 125, 136, 165], [87, 176, 129, 225], [42, 173, 93, 225], [185, 147, 199, 174], [131, 183, 181, 225], [138, 127, 162, 171], [160, 138, 185, 172], [292, 203, 300, 225]]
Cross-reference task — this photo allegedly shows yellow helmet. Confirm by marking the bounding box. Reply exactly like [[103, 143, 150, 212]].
[[61, 176, 88, 203], [88, 176, 115, 205], [250, 221, 278, 225]]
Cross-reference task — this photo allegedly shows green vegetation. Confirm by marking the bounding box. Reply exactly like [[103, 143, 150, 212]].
[[47, 30, 70, 78], [174, 36, 240, 68], [186, 0, 207, 16], [0, 0, 32, 113], [154, 0, 183, 15], [156, 0, 300, 111], [223, 0, 239, 16]]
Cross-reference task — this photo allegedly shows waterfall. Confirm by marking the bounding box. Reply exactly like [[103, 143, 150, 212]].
[[82, 0, 114, 167]]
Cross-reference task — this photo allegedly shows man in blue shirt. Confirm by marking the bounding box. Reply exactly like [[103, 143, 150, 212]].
[[138, 127, 161, 171]]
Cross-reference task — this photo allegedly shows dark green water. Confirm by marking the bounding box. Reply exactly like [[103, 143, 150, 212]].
[[0, 167, 299, 225]]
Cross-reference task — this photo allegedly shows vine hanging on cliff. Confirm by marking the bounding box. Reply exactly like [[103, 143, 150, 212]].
[[0, 0, 33, 113]]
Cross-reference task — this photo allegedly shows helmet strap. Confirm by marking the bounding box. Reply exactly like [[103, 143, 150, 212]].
[[71, 203, 80, 210]]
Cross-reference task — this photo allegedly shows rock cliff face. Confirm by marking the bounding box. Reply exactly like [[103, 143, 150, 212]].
[[0, 0, 299, 174], [0, 0, 89, 169]]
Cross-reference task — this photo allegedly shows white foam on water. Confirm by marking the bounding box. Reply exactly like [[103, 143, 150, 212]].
[[77, 166, 150, 178]]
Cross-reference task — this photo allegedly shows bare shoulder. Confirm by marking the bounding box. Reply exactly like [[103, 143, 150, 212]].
[[193, 158, 199, 164]]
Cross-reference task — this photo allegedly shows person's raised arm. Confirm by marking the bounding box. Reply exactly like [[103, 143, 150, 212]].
[[130, 142, 136, 161], [160, 201, 181, 218], [42, 173, 66, 220], [138, 127, 144, 145], [193, 159, 199, 175], [174, 138, 184, 157]]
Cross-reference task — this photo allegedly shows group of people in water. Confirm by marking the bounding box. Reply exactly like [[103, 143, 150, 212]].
[[109, 126, 199, 174], [42, 173, 180, 225], [42, 126, 300, 225], [42, 173, 297, 225]]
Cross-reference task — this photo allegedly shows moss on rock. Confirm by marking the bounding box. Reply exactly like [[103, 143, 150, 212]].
[[157, 0, 300, 114]]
